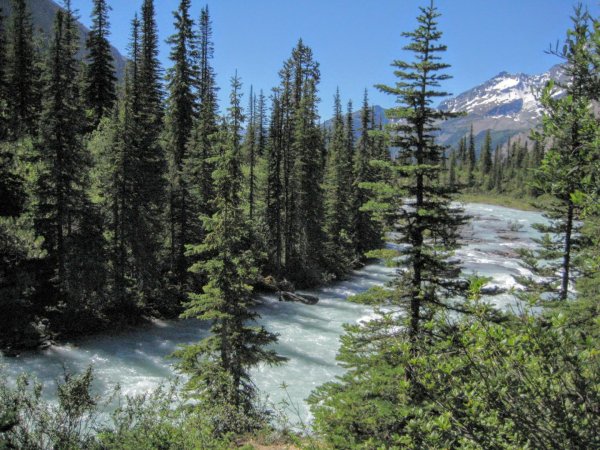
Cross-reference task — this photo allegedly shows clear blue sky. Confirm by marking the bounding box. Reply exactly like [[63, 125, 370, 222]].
[[70, 0, 600, 118]]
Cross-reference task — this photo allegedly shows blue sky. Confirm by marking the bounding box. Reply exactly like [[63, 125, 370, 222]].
[[70, 0, 600, 118]]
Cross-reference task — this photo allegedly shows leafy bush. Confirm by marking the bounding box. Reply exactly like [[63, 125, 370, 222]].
[[309, 304, 600, 449]]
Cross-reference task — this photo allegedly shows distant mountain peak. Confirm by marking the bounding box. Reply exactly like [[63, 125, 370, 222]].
[[431, 64, 567, 149]]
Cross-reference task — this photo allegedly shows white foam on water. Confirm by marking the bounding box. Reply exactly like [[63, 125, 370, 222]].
[[1, 203, 547, 425]]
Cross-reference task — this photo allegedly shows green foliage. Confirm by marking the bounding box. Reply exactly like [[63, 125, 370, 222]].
[[324, 90, 355, 276], [0, 368, 103, 449], [84, 0, 117, 129], [373, 1, 467, 338], [174, 75, 285, 435], [30, 5, 108, 332], [165, 0, 199, 290], [6, 0, 39, 138], [310, 303, 600, 449], [264, 40, 327, 285]]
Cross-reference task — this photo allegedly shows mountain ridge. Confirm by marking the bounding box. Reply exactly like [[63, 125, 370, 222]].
[[0, 0, 127, 79], [332, 64, 564, 151]]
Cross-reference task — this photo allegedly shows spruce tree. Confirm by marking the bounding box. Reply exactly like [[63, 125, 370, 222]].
[[291, 77, 326, 278], [0, 8, 7, 139], [165, 0, 198, 289], [84, 0, 117, 129], [33, 4, 105, 321], [372, 0, 466, 338], [467, 125, 477, 186], [139, 0, 163, 124], [245, 86, 257, 221], [352, 89, 383, 257], [519, 7, 598, 301], [448, 150, 457, 188], [481, 129, 492, 175], [90, 14, 166, 315], [265, 91, 284, 276], [311, 4, 473, 444], [186, 5, 219, 237], [324, 89, 354, 274], [458, 135, 467, 166], [265, 40, 323, 283], [256, 89, 267, 157], [7, 0, 38, 137], [174, 75, 284, 429]]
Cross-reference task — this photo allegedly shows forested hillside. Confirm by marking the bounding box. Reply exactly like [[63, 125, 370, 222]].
[[0, 1, 599, 449]]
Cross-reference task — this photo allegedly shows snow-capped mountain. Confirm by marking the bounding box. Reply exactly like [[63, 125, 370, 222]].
[[436, 65, 565, 149], [325, 65, 565, 151]]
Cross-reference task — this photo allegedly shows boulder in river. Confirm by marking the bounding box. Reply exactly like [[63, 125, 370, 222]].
[[280, 292, 319, 305]]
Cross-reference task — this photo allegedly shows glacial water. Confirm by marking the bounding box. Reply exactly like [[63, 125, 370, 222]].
[[0, 203, 547, 424]]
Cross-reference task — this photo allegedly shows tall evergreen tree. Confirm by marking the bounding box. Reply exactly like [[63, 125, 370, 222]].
[[324, 89, 355, 274], [481, 129, 492, 175], [311, 4, 473, 445], [245, 86, 257, 221], [448, 150, 457, 188], [256, 89, 267, 157], [265, 40, 323, 283], [84, 0, 117, 129], [186, 5, 219, 237], [291, 77, 326, 278], [165, 0, 198, 288], [90, 13, 166, 316], [458, 135, 467, 166], [139, 0, 163, 124], [0, 8, 8, 139], [373, 1, 466, 338], [467, 125, 477, 186], [33, 4, 105, 322], [174, 75, 284, 429], [520, 7, 598, 301], [265, 91, 284, 276], [352, 89, 383, 257], [7, 0, 38, 137]]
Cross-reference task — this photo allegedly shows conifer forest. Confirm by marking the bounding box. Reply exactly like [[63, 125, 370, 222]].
[[0, 0, 599, 448]]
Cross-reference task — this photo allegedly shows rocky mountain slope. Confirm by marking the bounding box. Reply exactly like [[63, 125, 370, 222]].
[[0, 0, 127, 79], [436, 64, 565, 149], [334, 65, 564, 151]]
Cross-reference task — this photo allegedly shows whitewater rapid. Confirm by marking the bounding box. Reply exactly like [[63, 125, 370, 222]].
[[0, 203, 546, 423]]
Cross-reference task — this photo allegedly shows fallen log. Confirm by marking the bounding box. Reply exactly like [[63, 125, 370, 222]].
[[280, 291, 319, 305]]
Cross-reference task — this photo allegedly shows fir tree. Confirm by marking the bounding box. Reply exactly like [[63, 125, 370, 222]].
[[33, 4, 105, 320], [520, 7, 598, 301], [372, 0, 467, 338], [448, 150, 457, 188], [0, 8, 7, 139], [291, 78, 326, 278], [245, 86, 257, 221], [139, 0, 163, 124], [186, 5, 219, 235], [165, 0, 198, 289], [324, 89, 354, 274], [7, 0, 38, 137], [256, 89, 267, 157], [90, 14, 166, 315], [467, 125, 477, 186], [266, 40, 323, 283], [458, 135, 467, 166], [481, 129, 492, 175], [174, 75, 284, 430], [265, 91, 284, 276], [352, 89, 383, 257], [311, 4, 475, 445], [84, 0, 117, 129]]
